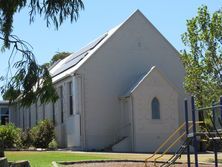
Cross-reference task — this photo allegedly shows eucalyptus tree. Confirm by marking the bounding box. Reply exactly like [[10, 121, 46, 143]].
[[0, 0, 84, 106], [0, 0, 84, 157]]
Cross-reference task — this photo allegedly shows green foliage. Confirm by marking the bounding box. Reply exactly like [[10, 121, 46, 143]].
[[20, 129, 33, 149], [0, 0, 84, 107], [48, 139, 58, 150], [2, 63, 59, 106], [0, 123, 21, 148], [0, 0, 84, 48], [0, 121, 56, 150], [181, 5, 222, 107], [50, 52, 71, 65], [1, 53, 59, 106], [2, 87, 21, 101], [30, 120, 55, 148]]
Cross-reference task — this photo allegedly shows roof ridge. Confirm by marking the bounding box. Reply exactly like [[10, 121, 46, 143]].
[[50, 10, 147, 82]]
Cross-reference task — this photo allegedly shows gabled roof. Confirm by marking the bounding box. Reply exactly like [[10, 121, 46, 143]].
[[50, 9, 182, 83], [121, 66, 179, 98], [50, 22, 123, 82], [50, 10, 142, 83]]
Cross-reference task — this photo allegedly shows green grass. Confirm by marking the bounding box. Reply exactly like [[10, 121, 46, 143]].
[[6, 151, 222, 167], [6, 151, 111, 167]]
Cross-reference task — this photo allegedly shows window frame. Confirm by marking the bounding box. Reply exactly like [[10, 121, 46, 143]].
[[0, 107, 9, 125], [151, 97, 160, 120], [52, 102, 56, 126], [68, 81, 73, 115], [59, 86, 64, 123]]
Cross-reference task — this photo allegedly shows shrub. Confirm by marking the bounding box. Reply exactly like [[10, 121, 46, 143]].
[[0, 123, 21, 148], [30, 120, 55, 148], [21, 129, 33, 148], [48, 139, 58, 150]]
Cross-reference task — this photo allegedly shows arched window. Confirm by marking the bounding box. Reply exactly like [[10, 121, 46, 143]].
[[152, 97, 160, 119]]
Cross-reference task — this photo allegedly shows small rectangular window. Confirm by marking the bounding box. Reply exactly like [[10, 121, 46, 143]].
[[52, 102, 56, 126], [22, 109, 25, 129], [35, 102, 38, 125], [69, 82, 73, 115], [60, 86, 64, 123], [18, 108, 21, 127], [43, 104, 45, 120], [29, 107, 31, 128], [1, 108, 9, 115], [0, 107, 9, 125]]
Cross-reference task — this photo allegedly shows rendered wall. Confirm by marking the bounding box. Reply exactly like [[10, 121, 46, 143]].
[[9, 11, 186, 152], [131, 69, 179, 152], [77, 11, 185, 151], [9, 75, 82, 148]]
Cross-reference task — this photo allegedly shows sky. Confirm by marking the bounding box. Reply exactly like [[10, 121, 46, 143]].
[[0, 0, 221, 99]]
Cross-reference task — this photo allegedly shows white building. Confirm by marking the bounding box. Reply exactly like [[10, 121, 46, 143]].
[[10, 10, 186, 152], [0, 101, 10, 125]]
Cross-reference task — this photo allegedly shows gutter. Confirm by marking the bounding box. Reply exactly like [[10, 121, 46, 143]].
[[52, 73, 73, 84]]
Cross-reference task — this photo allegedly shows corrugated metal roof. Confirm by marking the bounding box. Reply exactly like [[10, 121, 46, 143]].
[[122, 66, 156, 97], [121, 66, 180, 98]]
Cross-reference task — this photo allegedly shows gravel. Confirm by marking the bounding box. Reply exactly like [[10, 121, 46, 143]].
[[59, 161, 222, 167]]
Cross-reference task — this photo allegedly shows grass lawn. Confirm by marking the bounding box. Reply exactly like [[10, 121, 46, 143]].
[[5, 151, 111, 167], [5, 151, 222, 167]]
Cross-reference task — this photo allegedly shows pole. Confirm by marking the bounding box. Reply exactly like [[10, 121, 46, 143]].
[[191, 96, 198, 167], [184, 99, 191, 167], [212, 102, 218, 167]]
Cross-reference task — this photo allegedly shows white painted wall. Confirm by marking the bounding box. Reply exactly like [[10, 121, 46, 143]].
[[131, 68, 179, 152], [65, 114, 81, 147], [9, 11, 186, 152], [77, 11, 185, 151], [53, 76, 82, 148]]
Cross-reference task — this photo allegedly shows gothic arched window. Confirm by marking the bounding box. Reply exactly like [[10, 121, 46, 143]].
[[152, 97, 160, 119]]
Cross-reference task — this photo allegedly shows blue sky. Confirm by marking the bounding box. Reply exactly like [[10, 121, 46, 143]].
[[0, 1, 221, 99]]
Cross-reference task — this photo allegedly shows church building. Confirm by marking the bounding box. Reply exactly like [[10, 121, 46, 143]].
[[10, 10, 186, 152]]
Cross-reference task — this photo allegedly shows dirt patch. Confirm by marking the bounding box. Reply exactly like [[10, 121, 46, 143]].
[[58, 161, 222, 167]]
